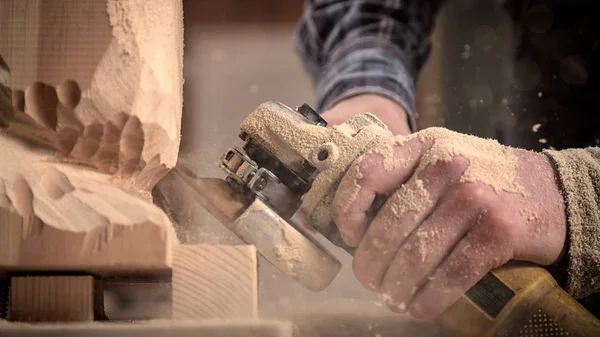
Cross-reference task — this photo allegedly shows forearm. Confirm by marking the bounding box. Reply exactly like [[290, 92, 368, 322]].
[[294, 0, 445, 132], [544, 147, 600, 299]]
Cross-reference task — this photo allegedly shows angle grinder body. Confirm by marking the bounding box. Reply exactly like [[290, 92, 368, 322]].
[[197, 101, 600, 336]]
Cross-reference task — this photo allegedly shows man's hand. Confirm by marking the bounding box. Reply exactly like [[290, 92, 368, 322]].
[[332, 128, 567, 319], [294, 94, 412, 234], [321, 94, 412, 136]]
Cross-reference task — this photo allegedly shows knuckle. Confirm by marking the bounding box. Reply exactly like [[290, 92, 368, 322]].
[[441, 256, 474, 288], [355, 151, 379, 177], [453, 183, 493, 209], [485, 213, 520, 243], [440, 155, 469, 176], [398, 239, 432, 269]]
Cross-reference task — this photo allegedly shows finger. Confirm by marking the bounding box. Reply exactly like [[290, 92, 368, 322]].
[[379, 183, 481, 313], [408, 207, 517, 319], [352, 156, 470, 292], [333, 137, 430, 246]]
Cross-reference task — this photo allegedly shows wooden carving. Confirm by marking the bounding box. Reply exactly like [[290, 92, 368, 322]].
[[0, 0, 184, 275]]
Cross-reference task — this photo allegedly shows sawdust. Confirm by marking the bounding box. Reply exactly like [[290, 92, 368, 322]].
[[334, 163, 364, 216], [329, 127, 524, 272], [274, 244, 303, 277], [412, 127, 523, 194], [378, 292, 406, 311], [415, 228, 439, 262], [387, 179, 431, 222], [532, 123, 542, 133], [234, 199, 342, 291], [270, 217, 304, 277], [337, 127, 522, 242], [368, 137, 411, 172]]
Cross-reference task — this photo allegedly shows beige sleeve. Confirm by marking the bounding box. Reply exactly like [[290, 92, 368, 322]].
[[544, 147, 600, 299]]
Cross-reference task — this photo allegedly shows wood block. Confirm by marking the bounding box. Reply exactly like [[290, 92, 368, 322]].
[[0, 206, 173, 276], [0, 0, 183, 274], [0, 0, 112, 90], [172, 245, 258, 320], [0, 320, 294, 337], [1, 1, 183, 162], [10, 275, 94, 322]]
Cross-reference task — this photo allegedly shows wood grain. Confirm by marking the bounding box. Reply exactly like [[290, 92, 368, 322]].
[[10, 275, 94, 322], [172, 245, 258, 320], [0, 320, 294, 337], [0, 0, 183, 274], [0, 0, 41, 89], [0, 208, 173, 276], [0, 0, 112, 90]]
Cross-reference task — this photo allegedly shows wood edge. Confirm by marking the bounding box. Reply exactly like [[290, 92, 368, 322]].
[[0, 319, 295, 337]]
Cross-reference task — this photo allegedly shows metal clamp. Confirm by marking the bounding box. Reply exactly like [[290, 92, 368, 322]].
[[220, 146, 258, 185], [221, 145, 298, 218]]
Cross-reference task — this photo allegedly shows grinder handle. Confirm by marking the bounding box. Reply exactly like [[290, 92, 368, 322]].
[[436, 262, 600, 337]]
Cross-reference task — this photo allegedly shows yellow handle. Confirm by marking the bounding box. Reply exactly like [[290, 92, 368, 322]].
[[436, 262, 600, 337]]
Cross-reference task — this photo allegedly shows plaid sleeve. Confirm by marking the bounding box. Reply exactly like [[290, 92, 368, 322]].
[[294, 0, 445, 131]]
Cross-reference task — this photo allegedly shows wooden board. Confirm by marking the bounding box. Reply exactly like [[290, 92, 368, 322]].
[[172, 245, 258, 320], [9, 276, 94, 322], [0, 0, 183, 274], [0, 208, 173, 276], [0, 320, 294, 337]]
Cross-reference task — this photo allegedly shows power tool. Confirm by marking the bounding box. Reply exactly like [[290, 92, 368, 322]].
[[169, 101, 600, 337]]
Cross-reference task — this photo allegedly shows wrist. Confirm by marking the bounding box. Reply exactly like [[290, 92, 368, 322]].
[[321, 94, 412, 136], [514, 149, 568, 265]]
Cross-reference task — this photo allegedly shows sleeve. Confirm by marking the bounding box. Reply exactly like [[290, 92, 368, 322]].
[[294, 0, 446, 132], [544, 147, 600, 299]]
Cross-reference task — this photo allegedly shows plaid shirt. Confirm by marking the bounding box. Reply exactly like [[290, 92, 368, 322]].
[[294, 0, 448, 131]]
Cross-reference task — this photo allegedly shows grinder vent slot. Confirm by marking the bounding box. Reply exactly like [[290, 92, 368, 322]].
[[517, 308, 568, 337]]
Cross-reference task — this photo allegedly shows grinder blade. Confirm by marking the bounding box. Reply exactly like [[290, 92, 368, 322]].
[[166, 166, 342, 291]]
